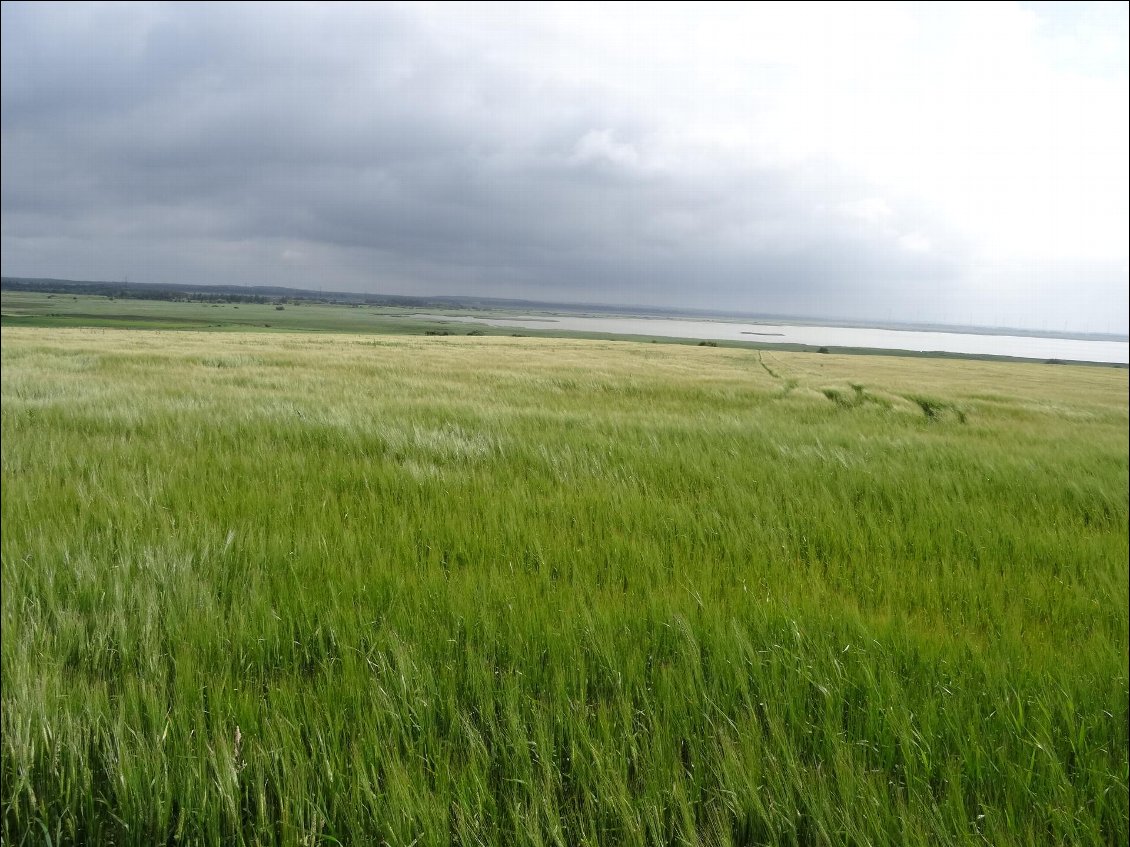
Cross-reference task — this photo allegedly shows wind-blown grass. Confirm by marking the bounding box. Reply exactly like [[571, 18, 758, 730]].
[[2, 328, 1127, 845]]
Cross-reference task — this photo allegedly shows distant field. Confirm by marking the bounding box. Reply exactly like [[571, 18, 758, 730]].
[[12, 290, 1113, 362], [0, 290, 466, 336], [0, 290, 670, 343], [2, 328, 1127, 845]]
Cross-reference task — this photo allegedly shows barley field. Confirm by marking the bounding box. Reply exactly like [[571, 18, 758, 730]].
[[1, 327, 1127, 845]]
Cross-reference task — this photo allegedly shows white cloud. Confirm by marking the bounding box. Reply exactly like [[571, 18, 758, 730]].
[[841, 198, 894, 225], [486, 2, 1127, 258], [570, 130, 643, 170], [898, 233, 932, 253]]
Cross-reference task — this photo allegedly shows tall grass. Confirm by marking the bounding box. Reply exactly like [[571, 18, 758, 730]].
[[2, 329, 1127, 845]]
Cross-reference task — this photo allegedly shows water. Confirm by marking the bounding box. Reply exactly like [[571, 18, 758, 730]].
[[412, 314, 1129, 364]]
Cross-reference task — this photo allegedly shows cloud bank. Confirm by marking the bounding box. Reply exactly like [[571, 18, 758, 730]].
[[2, 2, 1127, 331]]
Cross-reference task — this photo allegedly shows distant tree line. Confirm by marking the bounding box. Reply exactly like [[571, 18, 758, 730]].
[[1, 277, 462, 309], [3, 278, 273, 303]]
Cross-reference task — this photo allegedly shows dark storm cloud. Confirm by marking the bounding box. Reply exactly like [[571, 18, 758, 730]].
[[2, 2, 966, 316]]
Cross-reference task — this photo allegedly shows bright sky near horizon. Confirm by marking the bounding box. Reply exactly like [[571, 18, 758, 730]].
[[2, 1, 1127, 332]]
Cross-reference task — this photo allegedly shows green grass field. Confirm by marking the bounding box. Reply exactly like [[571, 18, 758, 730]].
[[0, 289, 668, 340], [2, 326, 1127, 846], [0, 290, 481, 336]]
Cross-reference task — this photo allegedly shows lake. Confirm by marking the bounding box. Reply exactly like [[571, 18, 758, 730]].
[[413, 314, 1129, 364]]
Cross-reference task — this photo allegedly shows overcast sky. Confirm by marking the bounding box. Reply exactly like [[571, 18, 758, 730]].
[[2, 2, 1127, 331]]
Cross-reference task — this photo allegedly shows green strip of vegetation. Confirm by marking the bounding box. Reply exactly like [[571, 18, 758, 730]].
[[2, 328, 1127, 845]]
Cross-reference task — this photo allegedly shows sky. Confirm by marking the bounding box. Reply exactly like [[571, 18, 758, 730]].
[[2, 1, 1127, 332]]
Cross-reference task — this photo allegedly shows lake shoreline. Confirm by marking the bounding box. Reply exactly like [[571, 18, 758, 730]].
[[411, 313, 1130, 365]]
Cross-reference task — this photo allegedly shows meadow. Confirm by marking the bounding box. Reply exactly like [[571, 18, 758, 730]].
[[1, 326, 1127, 846], [0, 290, 479, 336]]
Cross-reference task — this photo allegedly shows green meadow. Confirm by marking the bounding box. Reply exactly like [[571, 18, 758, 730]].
[[1, 326, 1127, 845], [0, 290, 476, 336], [0, 290, 650, 342]]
